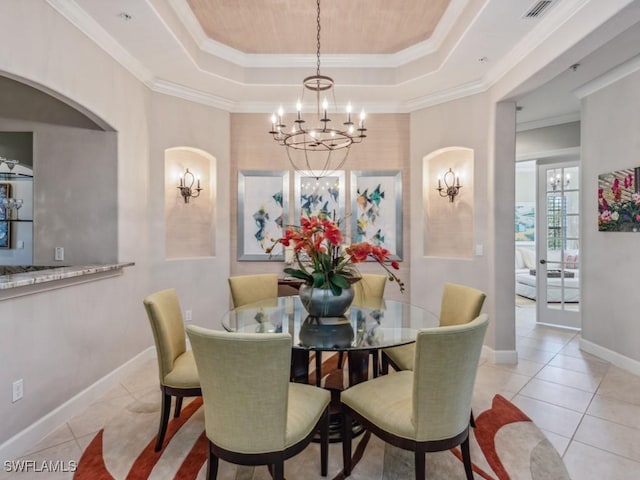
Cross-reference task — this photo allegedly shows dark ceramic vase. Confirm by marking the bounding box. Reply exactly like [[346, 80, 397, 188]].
[[298, 284, 355, 317]]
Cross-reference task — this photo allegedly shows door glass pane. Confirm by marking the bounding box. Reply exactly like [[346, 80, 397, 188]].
[[565, 191, 579, 214], [566, 214, 579, 239]]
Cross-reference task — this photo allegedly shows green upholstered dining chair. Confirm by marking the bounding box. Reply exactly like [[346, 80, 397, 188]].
[[143, 288, 201, 452], [341, 314, 489, 480], [228, 273, 278, 307], [186, 326, 331, 480], [381, 282, 486, 373]]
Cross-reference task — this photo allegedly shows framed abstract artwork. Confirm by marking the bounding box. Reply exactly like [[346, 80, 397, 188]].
[[237, 170, 289, 260], [294, 171, 345, 223], [0, 182, 10, 249], [515, 202, 535, 243], [351, 170, 403, 260]]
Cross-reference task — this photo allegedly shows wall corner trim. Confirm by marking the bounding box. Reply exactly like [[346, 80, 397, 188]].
[[484, 346, 518, 365]]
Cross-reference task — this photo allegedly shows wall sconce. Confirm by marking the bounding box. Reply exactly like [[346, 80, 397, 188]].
[[549, 173, 570, 191], [436, 168, 462, 202], [177, 168, 202, 203]]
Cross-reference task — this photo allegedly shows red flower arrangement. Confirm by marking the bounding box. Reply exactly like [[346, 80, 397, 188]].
[[267, 216, 404, 295]]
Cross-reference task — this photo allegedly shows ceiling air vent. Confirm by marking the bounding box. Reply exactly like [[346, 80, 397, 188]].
[[523, 1, 553, 18]]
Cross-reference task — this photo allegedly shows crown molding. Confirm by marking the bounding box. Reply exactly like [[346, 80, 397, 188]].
[[46, 0, 154, 85], [403, 79, 488, 111], [516, 112, 580, 132], [574, 53, 640, 99], [150, 79, 236, 110], [516, 146, 580, 162]]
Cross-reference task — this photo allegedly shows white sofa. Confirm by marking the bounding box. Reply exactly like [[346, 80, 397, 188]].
[[515, 246, 579, 303]]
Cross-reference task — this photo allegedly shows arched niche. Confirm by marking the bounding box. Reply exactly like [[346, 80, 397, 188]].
[[423, 147, 474, 258], [165, 147, 216, 259]]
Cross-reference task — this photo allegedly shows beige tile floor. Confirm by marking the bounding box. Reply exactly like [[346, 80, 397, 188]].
[[3, 304, 640, 479]]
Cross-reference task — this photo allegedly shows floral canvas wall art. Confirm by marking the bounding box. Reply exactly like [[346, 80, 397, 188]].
[[598, 167, 640, 232]]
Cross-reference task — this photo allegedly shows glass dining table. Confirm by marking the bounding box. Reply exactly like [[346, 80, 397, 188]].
[[221, 295, 439, 387]]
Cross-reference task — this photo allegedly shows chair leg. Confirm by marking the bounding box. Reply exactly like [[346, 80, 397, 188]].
[[380, 352, 389, 375], [154, 392, 172, 452], [371, 350, 379, 378], [273, 459, 284, 480], [207, 444, 219, 480], [461, 433, 474, 480], [174, 396, 183, 418], [414, 449, 426, 480], [320, 410, 329, 476], [342, 410, 353, 477], [469, 410, 476, 428], [315, 352, 323, 387]]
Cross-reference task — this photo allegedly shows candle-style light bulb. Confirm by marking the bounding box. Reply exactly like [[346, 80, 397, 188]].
[[277, 106, 284, 126], [271, 113, 276, 124], [359, 109, 366, 128], [296, 100, 302, 121]]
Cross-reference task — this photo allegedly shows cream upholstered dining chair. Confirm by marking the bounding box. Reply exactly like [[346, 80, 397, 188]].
[[328, 273, 388, 378], [341, 314, 489, 480], [186, 326, 331, 480], [352, 273, 387, 308], [381, 282, 486, 373], [143, 288, 201, 452], [228, 273, 278, 307]]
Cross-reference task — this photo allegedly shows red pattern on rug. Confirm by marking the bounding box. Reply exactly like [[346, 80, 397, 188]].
[[75, 397, 203, 480], [75, 372, 543, 479], [473, 394, 532, 480]]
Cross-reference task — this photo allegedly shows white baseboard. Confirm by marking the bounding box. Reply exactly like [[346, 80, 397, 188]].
[[484, 346, 518, 364], [0, 347, 155, 462], [580, 339, 640, 377]]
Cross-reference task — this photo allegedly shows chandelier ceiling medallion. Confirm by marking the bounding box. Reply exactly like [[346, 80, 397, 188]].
[[268, 0, 367, 179]]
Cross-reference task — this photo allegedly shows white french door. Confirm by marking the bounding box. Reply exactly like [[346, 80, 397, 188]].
[[536, 161, 581, 329]]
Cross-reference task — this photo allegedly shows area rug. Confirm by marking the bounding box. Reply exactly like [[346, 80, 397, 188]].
[[75, 358, 570, 479]]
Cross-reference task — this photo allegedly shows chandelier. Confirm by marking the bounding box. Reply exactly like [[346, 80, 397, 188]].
[[268, 0, 367, 179]]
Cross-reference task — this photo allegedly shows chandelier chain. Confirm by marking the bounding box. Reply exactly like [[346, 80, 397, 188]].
[[316, 0, 321, 77]]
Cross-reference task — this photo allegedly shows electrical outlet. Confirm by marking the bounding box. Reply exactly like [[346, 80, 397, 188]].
[[185, 310, 192, 322], [12, 379, 23, 403], [54, 247, 64, 261], [17, 240, 24, 249]]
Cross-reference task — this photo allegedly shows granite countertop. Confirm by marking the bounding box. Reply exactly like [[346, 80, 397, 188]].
[[0, 263, 135, 290]]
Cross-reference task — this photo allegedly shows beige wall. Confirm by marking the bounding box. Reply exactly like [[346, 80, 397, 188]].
[[230, 113, 411, 302]]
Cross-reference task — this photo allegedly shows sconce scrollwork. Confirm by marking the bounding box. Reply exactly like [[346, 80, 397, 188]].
[[436, 168, 462, 202], [177, 168, 203, 203]]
